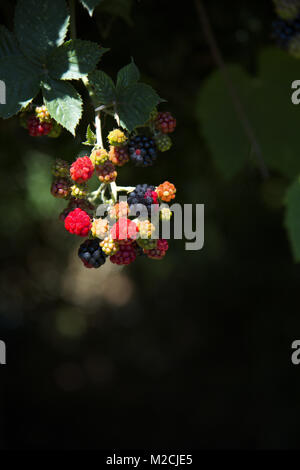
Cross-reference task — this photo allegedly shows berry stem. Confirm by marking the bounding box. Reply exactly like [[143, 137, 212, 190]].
[[110, 182, 118, 203], [116, 185, 136, 193], [113, 101, 120, 126], [88, 183, 105, 202], [95, 111, 104, 148]]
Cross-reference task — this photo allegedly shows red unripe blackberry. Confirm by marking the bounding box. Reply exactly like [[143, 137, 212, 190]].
[[51, 178, 70, 199], [144, 239, 169, 260], [155, 112, 176, 134], [110, 218, 138, 245], [27, 115, 52, 136], [70, 156, 94, 183], [110, 244, 137, 265], [64, 208, 92, 237], [59, 199, 95, 222]]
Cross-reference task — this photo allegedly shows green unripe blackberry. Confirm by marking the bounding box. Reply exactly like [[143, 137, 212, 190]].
[[136, 238, 157, 250], [155, 133, 172, 152], [70, 183, 88, 199]]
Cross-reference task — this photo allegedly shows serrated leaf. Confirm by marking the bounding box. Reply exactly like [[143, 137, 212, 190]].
[[0, 26, 20, 58], [14, 0, 69, 63], [42, 79, 82, 135], [197, 47, 300, 179], [116, 83, 162, 132], [0, 55, 41, 118], [285, 179, 300, 262], [83, 124, 97, 145], [79, 0, 103, 16], [88, 70, 116, 104], [116, 59, 140, 90], [47, 39, 108, 80]]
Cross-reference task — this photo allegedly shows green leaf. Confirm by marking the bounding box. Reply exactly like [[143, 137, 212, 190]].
[[0, 55, 41, 118], [14, 0, 69, 62], [88, 70, 116, 105], [197, 47, 300, 179], [0, 26, 20, 58], [197, 66, 252, 179], [79, 0, 103, 16], [47, 39, 108, 80], [116, 83, 162, 132], [116, 59, 140, 90], [285, 179, 300, 262], [42, 79, 82, 135], [83, 124, 97, 146]]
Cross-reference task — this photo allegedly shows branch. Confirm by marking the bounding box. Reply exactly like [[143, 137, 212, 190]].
[[69, 0, 77, 40], [194, 0, 269, 179]]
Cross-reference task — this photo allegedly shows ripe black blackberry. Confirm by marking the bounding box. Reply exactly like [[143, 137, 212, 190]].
[[272, 15, 300, 46], [127, 184, 158, 217], [128, 135, 157, 167], [78, 238, 106, 268]]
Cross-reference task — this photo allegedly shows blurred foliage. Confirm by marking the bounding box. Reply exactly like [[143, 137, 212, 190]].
[[198, 47, 300, 260], [198, 48, 300, 179]]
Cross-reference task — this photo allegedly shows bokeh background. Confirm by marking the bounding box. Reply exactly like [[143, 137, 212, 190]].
[[1, 0, 300, 450]]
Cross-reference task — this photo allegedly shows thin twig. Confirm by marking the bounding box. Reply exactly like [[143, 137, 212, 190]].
[[69, 0, 77, 40], [195, 0, 269, 179]]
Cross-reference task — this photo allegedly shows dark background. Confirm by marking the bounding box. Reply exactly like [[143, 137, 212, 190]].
[[1, 0, 300, 450]]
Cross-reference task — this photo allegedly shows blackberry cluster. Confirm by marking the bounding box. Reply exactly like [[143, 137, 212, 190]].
[[78, 238, 106, 268], [20, 105, 62, 138], [128, 136, 157, 167], [50, 105, 177, 269]]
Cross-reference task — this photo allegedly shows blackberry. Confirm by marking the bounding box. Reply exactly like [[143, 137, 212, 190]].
[[272, 15, 300, 47], [35, 105, 51, 123], [128, 135, 157, 167], [51, 178, 70, 199], [155, 133, 172, 152], [136, 238, 157, 250], [127, 184, 159, 217], [109, 145, 129, 167], [27, 115, 52, 136], [155, 112, 176, 134], [52, 159, 69, 178], [78, 238, 106, 268]]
